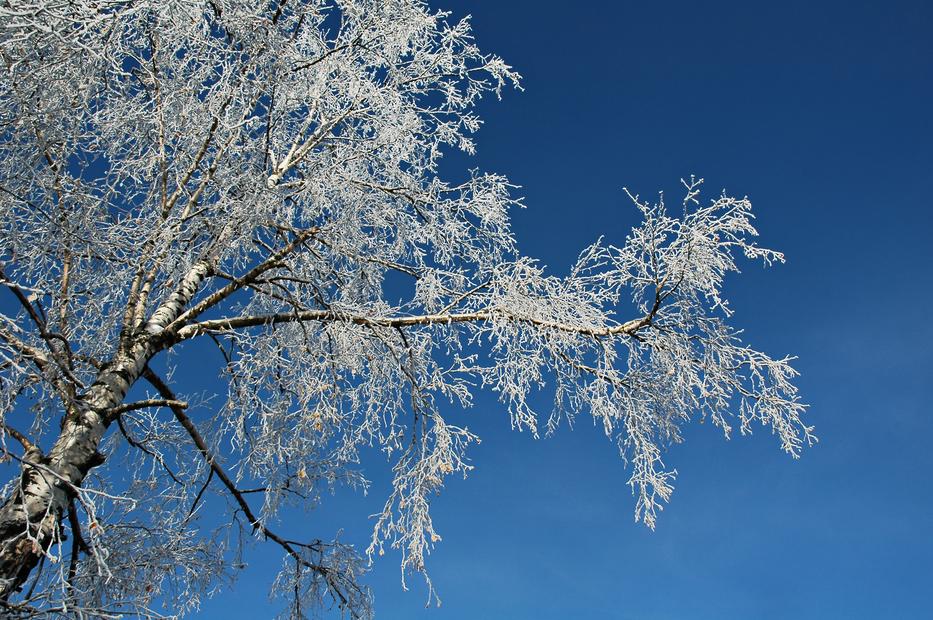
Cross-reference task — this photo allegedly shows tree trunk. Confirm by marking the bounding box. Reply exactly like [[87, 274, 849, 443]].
[[0, 261, 209, 599], [0, 338, 154, 600]]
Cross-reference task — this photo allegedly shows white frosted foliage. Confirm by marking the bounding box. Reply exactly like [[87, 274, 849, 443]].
[[0, 1, 810, 618]]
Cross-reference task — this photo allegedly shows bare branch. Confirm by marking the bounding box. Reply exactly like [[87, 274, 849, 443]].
[[106, 399, 188, 419], [0, 423, 38, 454], [140, 367, 364, 617]]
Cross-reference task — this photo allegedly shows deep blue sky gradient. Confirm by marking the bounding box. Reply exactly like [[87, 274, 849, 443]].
[[199, 1, 932, 617]]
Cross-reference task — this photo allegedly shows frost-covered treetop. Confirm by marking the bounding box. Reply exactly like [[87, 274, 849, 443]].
[[0, 1, 811, 617]]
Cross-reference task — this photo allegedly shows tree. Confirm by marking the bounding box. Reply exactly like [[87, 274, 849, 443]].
[[0, 0, 813, 617]]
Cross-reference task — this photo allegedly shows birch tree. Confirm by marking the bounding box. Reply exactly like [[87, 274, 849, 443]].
[[0, 0, 812, 617]]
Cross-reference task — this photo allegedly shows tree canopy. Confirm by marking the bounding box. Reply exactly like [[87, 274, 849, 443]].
[[0, 1, 811, 617]]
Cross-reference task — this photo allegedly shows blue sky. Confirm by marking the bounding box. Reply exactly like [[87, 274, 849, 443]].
[[200, 1, 932, 617]]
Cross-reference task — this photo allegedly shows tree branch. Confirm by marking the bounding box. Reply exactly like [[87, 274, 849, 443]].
[[66, 499, 89, 593], [114, 414, 183, 486], [140, 367, 362, 616], [0, 270, 77, 380], [0, 423, 38, 454], [165, 226, 320, 332], [171, 308, 652, 343], [106, 399, 187, 418], [0, 324, 50, 372]]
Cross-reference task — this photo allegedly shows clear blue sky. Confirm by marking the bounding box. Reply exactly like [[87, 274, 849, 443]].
[[201, 0, 932, 617]]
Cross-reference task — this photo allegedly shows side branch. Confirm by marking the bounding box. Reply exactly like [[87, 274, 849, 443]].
[[171, 308, 651, 342], [105, 399, 188, 419], [165, 226, 320, 332], [140, 367, 360, 615], [0, 423, 38, 454], [0, 324, 50, 371]]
